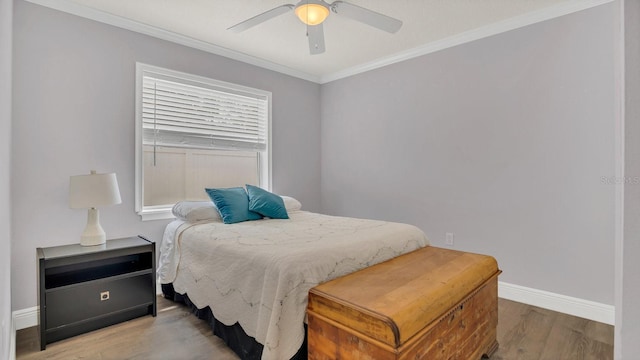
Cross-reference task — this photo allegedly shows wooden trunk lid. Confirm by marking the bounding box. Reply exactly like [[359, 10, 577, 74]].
[[307, 246, 500, 348]]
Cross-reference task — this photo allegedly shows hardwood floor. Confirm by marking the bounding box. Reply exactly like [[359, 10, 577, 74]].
[[16, 297, 613, 360], [493, 299, 613, 360]]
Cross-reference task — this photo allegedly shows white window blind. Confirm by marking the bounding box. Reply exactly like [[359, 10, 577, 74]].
[[135, 63, 272, 220], [141, 74, 268, 151]]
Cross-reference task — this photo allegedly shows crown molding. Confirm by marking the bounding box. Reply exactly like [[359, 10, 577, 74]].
[[24, 0, 612, 85], [320, 0, 613, 83]]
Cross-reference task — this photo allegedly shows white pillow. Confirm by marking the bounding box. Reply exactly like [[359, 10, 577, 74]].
[[281, 196, 302, 211], [172, 196, 302, 222], [172, 201, 221, 222]]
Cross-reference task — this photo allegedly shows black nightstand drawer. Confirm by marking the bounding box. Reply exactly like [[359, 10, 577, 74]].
[[46, 272, 154, 329]]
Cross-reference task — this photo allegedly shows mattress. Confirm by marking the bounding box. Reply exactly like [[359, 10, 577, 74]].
[[157, 211, 429, 360]]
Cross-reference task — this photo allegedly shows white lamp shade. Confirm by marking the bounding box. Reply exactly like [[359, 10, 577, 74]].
[[69, 171, 122, 209]]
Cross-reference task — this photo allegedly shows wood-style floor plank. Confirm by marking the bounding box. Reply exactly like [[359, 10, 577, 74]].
[[16, 296, 613, 360], [491, 298, 613, 360], [16, 299, 239, 360]]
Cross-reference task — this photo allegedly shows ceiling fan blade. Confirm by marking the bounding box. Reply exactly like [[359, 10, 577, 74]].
[[307, 23, 325, 55], [330, 1, 402, 33], [228, 4, 295, 33]]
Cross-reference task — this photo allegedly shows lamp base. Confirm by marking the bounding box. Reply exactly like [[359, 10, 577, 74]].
[[81, 233, 106, 246], [80, 208, 107, 246]]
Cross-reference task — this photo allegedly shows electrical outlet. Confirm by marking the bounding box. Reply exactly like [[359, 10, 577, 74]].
[[445, 232, 454, 246]]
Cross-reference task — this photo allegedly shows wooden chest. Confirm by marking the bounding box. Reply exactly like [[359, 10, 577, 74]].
[[307, 246, 500, 360]]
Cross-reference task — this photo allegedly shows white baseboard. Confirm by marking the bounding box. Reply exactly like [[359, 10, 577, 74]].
[[498, 281, 615, 325], [12, 306, 37, 331], [11, 283, 615, 333]]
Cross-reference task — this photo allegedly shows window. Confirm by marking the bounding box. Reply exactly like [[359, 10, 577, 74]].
[[135, 63, 271, 220]]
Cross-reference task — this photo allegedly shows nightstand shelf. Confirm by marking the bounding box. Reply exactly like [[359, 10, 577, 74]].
[[37, 236, 156, 350]]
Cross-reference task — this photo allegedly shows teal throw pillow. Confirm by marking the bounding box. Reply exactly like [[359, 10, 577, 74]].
[[246, 184, 289, 219], [205, 187, 262, 224]]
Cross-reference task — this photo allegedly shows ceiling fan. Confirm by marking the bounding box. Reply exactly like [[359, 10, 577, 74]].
[[227, 0, 403, 55]]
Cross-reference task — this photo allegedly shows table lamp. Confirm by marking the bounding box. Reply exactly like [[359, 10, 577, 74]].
[[69, 170, 122, 246]]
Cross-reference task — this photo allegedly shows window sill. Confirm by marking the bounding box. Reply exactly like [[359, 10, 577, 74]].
[[138, 207, 175, 221]]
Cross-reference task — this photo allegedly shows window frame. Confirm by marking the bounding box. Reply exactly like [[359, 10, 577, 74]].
[[135, 63, 272, 220]]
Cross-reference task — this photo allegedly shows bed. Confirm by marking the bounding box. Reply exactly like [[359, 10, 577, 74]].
[[157, 196, 429, 360]]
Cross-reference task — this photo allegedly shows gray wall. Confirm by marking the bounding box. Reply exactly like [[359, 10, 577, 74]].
[[320, 4, 615, 305], [11, 1, 321, 311], [1, 0, 12, 357], [619, 0, 640, 357], [9, 0, 621, 320]]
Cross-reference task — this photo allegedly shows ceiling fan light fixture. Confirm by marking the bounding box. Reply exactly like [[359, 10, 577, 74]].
[[295, 1, 330, 26], [228, 0, 403, 55]]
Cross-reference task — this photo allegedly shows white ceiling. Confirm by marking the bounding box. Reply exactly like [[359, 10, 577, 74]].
[[37, 0, 610, 82]]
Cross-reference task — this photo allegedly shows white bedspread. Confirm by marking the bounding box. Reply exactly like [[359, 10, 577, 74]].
[[158, 211, 429, 360]]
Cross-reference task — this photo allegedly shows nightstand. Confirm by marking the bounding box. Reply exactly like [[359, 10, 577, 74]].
[[37, 236, 156, 350]]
